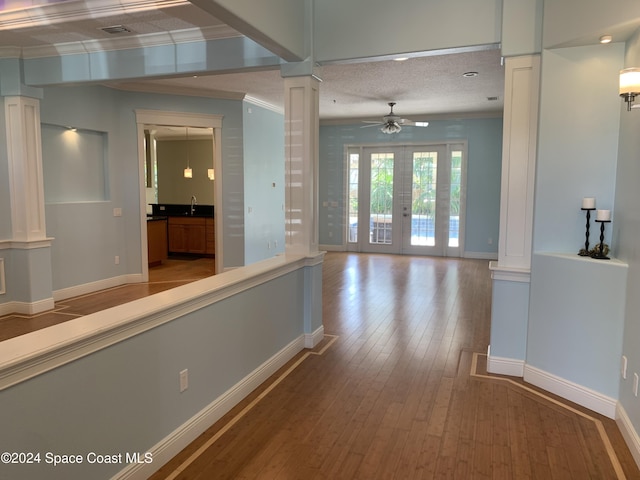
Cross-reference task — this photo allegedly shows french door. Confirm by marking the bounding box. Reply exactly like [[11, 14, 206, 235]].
[[347, 143, 465, 257]]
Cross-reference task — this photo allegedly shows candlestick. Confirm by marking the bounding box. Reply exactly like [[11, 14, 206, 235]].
[[592, 220, 611, 260], [578, 207, 596, 256]]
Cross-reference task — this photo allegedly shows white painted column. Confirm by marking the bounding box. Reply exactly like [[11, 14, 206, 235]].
[[494, 55, 540, 273], [488, 55, 541, 375], [283, 75, 320, 256], [5, 96, 48, 242], [282, 74, 324, 348], [1, 95, 54, 314]]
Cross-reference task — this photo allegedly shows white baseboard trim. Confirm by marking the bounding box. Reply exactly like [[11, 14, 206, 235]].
[[0, 274, 144, 316], [53, 274, 143, 301], [487, 352, 525, 377], [524, 364, 617, 419], [113, 333, 306, 480], [464, 251, 498, 260], [616, 402, 640, 470], [0, 297, 55, 316], [305, 325, 325, 348]]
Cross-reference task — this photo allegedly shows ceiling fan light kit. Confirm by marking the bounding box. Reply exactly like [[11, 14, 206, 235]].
[[381, 122, 402, 134], [362, 102, 430, 134]]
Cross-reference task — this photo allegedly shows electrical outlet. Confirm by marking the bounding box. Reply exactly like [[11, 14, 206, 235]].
[[634, 373, 639, 397], [113, 208, 122, 217], [622, 355, 628, 379], [488, 237, 493, 245], [114, 256, 120, 265], [179, 369, 189, 393]]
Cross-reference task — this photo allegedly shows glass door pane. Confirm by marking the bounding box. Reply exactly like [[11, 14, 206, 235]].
[[369, 152, 394, 245], [401, 145, 448, 256], [348, 151, 360, 243], [410, 151, 437, 246], [449, 150, 462, 248]]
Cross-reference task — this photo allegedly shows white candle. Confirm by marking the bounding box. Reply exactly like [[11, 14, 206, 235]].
[[596, 209, 611, 221], [582, 197, 595, 209]]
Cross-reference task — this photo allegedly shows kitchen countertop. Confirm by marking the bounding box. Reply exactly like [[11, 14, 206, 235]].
[[150, 203, 214, 218]]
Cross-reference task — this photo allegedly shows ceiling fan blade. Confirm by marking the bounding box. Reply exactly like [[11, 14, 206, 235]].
[[401, 119, 430, 127], [360, 123, 383, 128], [362, 120, 383, 124]]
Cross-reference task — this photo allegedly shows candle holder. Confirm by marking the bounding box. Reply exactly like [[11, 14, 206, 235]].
[[592, 220, 611, 260], [578, 207, 596, 256]]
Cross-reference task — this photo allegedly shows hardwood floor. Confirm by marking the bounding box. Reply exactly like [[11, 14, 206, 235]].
[[148, 253, 640, 480], [0, 257, 215, 341]]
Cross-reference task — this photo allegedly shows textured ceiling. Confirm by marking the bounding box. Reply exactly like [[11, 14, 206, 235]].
[[114, 47, 505, 122]]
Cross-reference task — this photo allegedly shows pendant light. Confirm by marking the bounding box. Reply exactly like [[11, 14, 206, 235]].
[[183, 127, 192, 178]]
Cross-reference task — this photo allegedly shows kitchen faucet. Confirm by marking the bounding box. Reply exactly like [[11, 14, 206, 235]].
[[190, 195, 197, 215]]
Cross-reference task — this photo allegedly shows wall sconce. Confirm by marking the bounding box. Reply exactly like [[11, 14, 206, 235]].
[[183, 127, 192, 178], [619, 68, 640, 111], [208, 168, 215, 180]]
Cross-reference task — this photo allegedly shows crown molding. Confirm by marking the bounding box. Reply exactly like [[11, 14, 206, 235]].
[[0, 0, 187, 30], [0, 47, 22, 59], [107, 82, 246, 101], [18, 24, 241, 59], [244, 95, 284, 115]]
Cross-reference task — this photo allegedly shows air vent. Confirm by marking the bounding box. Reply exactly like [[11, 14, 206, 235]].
[[487, 96, 499, 101], [101, 25, 131, 34]]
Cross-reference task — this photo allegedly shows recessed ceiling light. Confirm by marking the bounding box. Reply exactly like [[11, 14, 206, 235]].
[[394, 57, 409, 62], [600, 35, 612, 44], [463, 71, 479, 78]]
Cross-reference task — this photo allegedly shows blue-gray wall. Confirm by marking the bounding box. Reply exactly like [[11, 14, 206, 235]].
[[0, 265, 309, 480], [616, 26, 640, 451], [313, 0, 501, 63], [38, 85, 249, 292], [525, 43, 627, 399], [533, 45, 623, 251], [242, 102, 285, 264], [319, 117, 503, 255]]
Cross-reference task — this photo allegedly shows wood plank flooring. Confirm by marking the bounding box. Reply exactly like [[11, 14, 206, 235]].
[[148, 253, 640, 480], [0, 257, 215, 341]]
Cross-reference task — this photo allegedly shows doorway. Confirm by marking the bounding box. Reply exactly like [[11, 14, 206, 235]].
[[135, 110, 224, 279], [347, 143, 466, 257]]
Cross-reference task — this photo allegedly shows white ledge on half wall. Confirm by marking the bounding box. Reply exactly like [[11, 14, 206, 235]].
[[0, 252, 325, 392], [534, 251, 628, 268], [488, 261, 531, 283]]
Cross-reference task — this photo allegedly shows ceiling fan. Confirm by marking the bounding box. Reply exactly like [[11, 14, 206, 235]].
[[362, 102, 429, 134]]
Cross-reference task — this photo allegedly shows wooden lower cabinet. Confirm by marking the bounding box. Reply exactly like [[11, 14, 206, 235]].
[[168, 216, 214, 255], [205, 217, 215, 255], [147, 218, 168, 266]]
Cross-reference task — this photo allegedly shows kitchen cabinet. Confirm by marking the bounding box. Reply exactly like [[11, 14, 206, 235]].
[[205, 217, 215, 255], [168, 216, 213, 255], [147, 218, 168, 266]]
